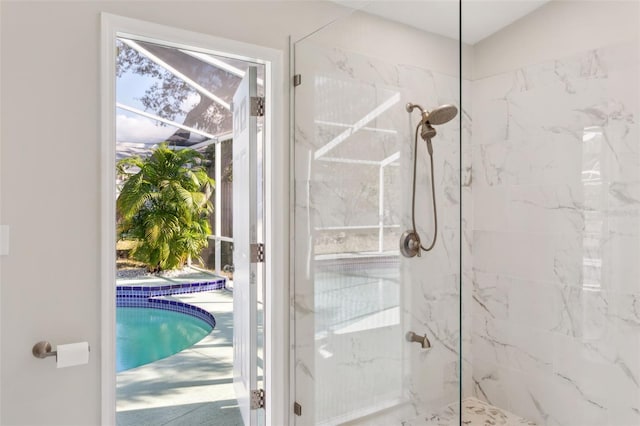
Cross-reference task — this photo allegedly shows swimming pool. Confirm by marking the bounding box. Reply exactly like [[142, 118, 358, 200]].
[[116, 307, 213, 372]]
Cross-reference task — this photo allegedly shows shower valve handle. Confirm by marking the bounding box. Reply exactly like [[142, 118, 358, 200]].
[[400, 231, 421, 258]]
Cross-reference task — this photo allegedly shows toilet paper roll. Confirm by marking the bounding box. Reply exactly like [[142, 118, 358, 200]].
[[56, 342, 90, 368]]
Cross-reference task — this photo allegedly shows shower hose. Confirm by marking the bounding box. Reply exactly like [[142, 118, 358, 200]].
[[411, 122, 438, 252]]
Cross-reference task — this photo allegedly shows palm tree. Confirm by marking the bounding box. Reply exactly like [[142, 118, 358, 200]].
[[116, 143, 215, 272]]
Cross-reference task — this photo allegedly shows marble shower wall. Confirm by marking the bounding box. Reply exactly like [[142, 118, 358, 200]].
[[293, 39, 463, 425], [470, 41, 640, 426]]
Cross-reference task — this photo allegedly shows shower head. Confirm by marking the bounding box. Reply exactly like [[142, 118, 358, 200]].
[[406, 103, 458, 126], [426, 104, 458, 125]]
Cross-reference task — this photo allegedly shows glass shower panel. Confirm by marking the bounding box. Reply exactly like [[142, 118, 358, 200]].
[[293, 4, 461, 425]]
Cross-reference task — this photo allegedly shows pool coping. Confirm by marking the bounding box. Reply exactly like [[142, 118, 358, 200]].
[[116, 272, 227, 329]]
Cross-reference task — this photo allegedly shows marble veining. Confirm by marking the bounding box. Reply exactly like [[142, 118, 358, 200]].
[[293, 18, 639, 426], [294, 38, 462, 425], [401, 397, 537, 426], [471, 41, 640, 426]]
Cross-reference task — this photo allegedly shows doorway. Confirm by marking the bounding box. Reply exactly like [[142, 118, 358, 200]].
[[101, 14, 287, 426]]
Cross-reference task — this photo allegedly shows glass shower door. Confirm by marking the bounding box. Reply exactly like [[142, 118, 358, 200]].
[[292, 4, 462, 424]]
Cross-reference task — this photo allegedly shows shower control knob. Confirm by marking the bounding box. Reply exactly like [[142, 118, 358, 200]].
[[400, 231, 421, 258]]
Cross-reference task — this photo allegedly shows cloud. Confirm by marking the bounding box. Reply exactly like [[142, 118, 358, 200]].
[[183, 92, 201, 110], [116, 113, 176, 143]]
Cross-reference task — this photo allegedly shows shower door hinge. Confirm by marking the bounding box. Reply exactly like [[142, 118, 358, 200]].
[[250, 389, 265, 409], [294, 401, 302, 416], [250, 96, 265, 117], [293, 74, 302, 87], [250, 243, 265, 263]]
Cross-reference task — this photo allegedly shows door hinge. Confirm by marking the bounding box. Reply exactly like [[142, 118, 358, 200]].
[[250, 96, 265, 117], [293, 74, 302, 87], [250, 243, 265, 263], [250, 389, 265, 409], [294, 401, 302, 416]]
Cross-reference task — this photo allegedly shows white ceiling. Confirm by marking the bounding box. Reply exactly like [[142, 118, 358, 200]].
[[332, 0, 552, 45]]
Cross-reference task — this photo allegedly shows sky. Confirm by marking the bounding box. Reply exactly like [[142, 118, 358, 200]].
[[116, 45, 192, 146]]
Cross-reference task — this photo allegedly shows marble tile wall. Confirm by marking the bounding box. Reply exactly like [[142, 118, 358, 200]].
[[293, 40, 463, 425], [293, 16, 638, 426], [470, 41, 640, 426]]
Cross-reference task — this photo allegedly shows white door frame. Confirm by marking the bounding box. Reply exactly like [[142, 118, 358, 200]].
[[100, 13, 288, 425]]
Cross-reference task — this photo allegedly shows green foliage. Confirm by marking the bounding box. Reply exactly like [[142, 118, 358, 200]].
[[117, 144, 215, 272]]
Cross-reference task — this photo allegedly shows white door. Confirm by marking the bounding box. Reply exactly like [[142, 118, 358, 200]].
[[232, 65, 260, 426]]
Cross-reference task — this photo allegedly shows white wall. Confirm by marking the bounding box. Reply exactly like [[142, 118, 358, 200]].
[[473, 0, 640, 79], [0, 1, 353, 424]]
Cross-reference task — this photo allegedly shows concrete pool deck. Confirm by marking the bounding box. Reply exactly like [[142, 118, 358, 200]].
[[116, 274, 242, 425]]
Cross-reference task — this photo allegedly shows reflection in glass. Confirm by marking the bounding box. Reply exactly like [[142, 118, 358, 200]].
[[311, 72, 403, 422], [582, 126, 605, 342]]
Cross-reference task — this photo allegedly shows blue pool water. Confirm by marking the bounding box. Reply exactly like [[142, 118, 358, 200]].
[[116, 307, 213, 372]]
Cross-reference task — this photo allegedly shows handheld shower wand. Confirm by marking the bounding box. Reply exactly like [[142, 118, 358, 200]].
[[400, 102, 458, 258]]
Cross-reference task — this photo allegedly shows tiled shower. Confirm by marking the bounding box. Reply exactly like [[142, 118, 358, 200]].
[[292, 1, 639, 425], [470, 40, 639, 425]]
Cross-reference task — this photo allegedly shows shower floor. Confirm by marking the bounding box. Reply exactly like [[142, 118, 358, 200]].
[[406, 397, 537, 426]]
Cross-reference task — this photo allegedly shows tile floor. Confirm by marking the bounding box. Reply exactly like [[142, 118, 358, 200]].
[[406, 397, 537, 426]]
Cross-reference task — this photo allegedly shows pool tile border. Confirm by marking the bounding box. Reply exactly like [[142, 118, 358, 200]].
[[116, 276, 226, 328], [116, 277, 226, 298]]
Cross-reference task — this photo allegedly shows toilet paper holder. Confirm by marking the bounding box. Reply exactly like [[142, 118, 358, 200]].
[[32, 341, 57, 359]]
